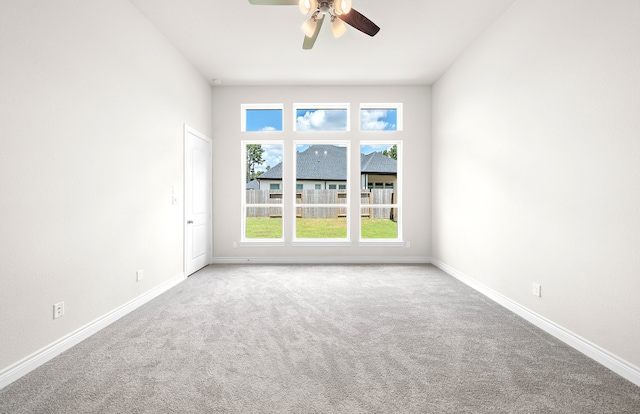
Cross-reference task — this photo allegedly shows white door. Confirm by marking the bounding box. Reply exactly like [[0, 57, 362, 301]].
[[184, 125, 212, 276]]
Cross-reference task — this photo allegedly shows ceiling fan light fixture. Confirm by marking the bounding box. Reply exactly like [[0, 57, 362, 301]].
[[333, 0, 351, 15], [301, 17, 317, 37], [331, 17, 346, 38], [298, 0, 318, 15]]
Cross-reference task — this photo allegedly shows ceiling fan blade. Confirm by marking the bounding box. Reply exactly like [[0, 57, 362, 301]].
[[248, 0, 298, 4], [337, 8, 380, 37], [302, 15, 325, 50]]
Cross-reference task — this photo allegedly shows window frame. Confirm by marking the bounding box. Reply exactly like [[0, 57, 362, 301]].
[[240, 140, 285, 245], [359, 141, 403, 245], [292, 140, 352, 246]]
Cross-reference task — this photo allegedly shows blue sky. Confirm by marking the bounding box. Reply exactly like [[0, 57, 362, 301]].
[[361, 144, 395, 155], [360, 109, 397, 131], [296, 109, 348, 131], [245, 108, 398, 131], [246, 109, 283, 132], [251, 144, 282, 173]]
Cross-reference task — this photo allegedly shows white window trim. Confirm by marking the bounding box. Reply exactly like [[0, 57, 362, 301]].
[[359, 140, 403, 243], [240, 140, 285, 243], [359, 103, 403, 131], [241, 103, 284, 132], [292, 140, 351, 243], [293, 103, 351, 132]]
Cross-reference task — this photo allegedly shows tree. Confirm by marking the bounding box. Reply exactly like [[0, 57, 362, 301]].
[[382, 144, 397, 160], [246, 144, 265, 183]]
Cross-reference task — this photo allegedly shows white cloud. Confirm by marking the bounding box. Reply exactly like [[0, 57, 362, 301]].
[[260, 126, 276, 131], [360, 109, 390, 130], [255, 144, 282, 172], [296, 109, 347, 131]]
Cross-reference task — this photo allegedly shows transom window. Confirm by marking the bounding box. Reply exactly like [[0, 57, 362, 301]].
[[241, 104, 283, 132], [360, 103, 403, 131]]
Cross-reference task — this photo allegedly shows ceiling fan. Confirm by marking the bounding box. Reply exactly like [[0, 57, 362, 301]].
[[248, 0, 380, 50]]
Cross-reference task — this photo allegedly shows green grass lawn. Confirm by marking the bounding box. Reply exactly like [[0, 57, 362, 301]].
[[245, 218, 283, 239], [360, 218, 398, 239], [245, 217, 397, 239]]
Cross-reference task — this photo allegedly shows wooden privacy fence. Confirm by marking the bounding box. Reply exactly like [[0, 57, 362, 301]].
[[246, 189, 396, 219]]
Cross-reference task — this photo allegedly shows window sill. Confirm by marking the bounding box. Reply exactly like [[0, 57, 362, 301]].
[[358, 240, 406, 247], [239, 240, 286, 247], [291, 240, 353, 247]]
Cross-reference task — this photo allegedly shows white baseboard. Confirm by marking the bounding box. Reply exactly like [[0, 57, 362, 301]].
[[429, 258, 640, 387], [5, 261, 638, 390], [0, 273, 185, 390], [211, 256, 431, 265]]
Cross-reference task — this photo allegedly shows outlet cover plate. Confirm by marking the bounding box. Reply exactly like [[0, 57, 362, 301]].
[[532, 283, 542, 297], [54, 302, 64, 319]]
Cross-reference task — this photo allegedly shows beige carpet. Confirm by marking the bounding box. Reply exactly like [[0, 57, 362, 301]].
[[1, 264, 638, 413]]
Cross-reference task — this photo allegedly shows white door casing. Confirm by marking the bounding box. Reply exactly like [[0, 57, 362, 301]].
[[184, 125, 212, 276]]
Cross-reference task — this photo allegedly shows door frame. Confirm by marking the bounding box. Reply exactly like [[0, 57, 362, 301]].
[[184, 124, 212, 276]]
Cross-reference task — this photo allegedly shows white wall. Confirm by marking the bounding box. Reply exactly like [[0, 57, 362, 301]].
[[0, 0, 212, 374], [212, 86, 430, 262], [432, 0, 640, 368]]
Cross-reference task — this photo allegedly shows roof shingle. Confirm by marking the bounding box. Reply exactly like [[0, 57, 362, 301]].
[[258, 145, 396, 181]]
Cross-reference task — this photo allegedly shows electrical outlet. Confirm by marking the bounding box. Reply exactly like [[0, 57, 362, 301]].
[[53, 302, 64, 319], [532, 283, 542, 297], [137, 269, 144, 282]]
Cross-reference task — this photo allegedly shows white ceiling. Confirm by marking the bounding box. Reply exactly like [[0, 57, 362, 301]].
[[130, 0, 516, 86]]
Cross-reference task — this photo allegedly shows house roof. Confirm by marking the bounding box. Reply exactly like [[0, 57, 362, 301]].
[[246, 179, 260, 190], [258, 145, 396, 181], [361, 152, 397, 175]]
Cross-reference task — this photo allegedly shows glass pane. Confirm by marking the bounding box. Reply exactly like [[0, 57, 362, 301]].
[[296, 208, 347, 239], [295, 109, 348, 131], [245, 143, 283, 198], [361, 143, 399, 240], [361, 209, 398, 239], [360, 144, 397, 203], [360, 108, 398, 131], [245, 109, 283, 132], [295, 144, 348, 185], [294, 143, 348, 239], [245, 207, 283, 239]]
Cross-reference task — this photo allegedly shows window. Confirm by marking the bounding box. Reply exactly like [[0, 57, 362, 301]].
[[294, 142, 350, 240], [242, 142, 284, 240], [360, 142, 401, 240], [294, 103, 350, 131], [360, 104, 403, 131], [241, 104, 283, 132], [239, 102, 404, 245]]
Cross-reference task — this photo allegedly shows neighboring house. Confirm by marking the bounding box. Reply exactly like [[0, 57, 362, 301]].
[[255, 145, 397, 191], [246, 179, 260, 190]]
